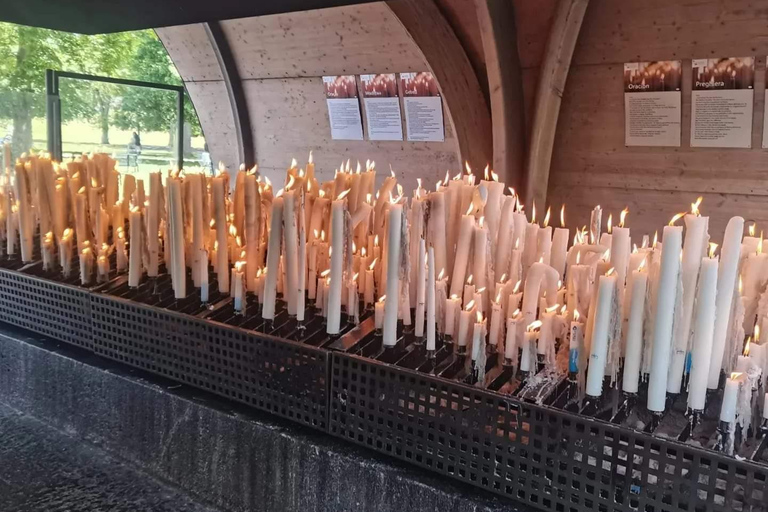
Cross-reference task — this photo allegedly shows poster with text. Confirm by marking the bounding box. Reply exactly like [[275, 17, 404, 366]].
[[691, 57, 754, 148], [400, 72, 445, 142], [361, 74, 403, 141], [323, 75, 364, 141], [624, 61, 682, 147]]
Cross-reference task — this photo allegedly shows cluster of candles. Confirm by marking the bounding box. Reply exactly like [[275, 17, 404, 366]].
[[2, 145, 767, 452]]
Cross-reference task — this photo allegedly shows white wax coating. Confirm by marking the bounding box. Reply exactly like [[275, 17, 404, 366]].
[[489, 302, 502, 346], [669, 214, 708, 393], [445, 297, 460, 336], [504, 317, 519, 360], [262, 197, 284, 320], [449, 215, 475, 298], [538, 310, 556, 356], [622, 271, 647, 394], [428, 191, 447, 278], [212, 177, 229, 293], [383, 203, 402, 345], [521, 262, 559, 328], [458, 309, 473, 347], [233, 270, 245, 311], [244, 174, 260, 292], [482, 180, 504, 248], [471, 321, 485, 361], [685, 257, 719, 410], [375, 301, 385, 330], [200, 249, 209, 303], [708, 217, 744, 389], [147, 172, 161, 277], [297, 227, 306, 322], [473, 223, 488, 291], [168, 179, 186, 299], [128, 209, 142, 287], [720, 375, 741, 422], [364, 269, 375, 306], [409, 198, 425, 305], [521, 331, 536, 372], [327, 198, 346, 335], [494, 196, 517, 282], [522, 223, 539, 280], [283, 190, 299, 315], [647, 225, 683, 412], [535, 226, 552, 266], [415, 238, 426, 337], [585, 274, 616, 397], [463, 284, 475, 310], [550, 227, 569, 278], [426, 246, 436, 351]]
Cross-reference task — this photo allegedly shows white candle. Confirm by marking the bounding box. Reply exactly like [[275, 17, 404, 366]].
[[428, 190, 447, 276], [568, 314, 584, 374], [471, 312, 486, 362], [244, 174, 261, 292], [128, 208, 143, 288], [537, 304, 559, 362], [59, 228, 74, 277], [669, 209, 708, 393], [328, 191, 349, 335], [521, 323, 540, 373], [297, 223, 307, 322], [536, 225, 552, 266], [147, 172, 161, 277], [551, 226, 569, 278], [463, 275, 475, 309], [522, 221, 539, 280], [585, 272, 617, 398], [375, 296, 385, 330], [200, 248, 209, 303], [167, 178, 186, 299], [622, 269, 647, 394], [458, 301, 475, 349], [233, 261, 246, 312], [647, 222, 683, 412], [708, 217, 744, 389], [489, 294, 503, 347], [262, 195, 284, 320], [211, 176, 229, 293], [449, 214, 474, 298], [521, 262, 559, 328], [79, 247, 93, 285], [494, 196, 516, 283], [687, 254, 719, 411], [283, 186, 300, 315], [426, 246, 436, 351], [414, 238, 427, 338], [719, 373, 743, 423], [383, 200, 403, 345], [473, 218, 488, 294], [445, 294, 461, 337], [505, 313, 521, 362], [364, 259, 377, 307]]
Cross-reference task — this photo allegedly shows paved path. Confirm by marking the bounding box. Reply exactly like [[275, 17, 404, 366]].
[[0, 404, 221, 512]]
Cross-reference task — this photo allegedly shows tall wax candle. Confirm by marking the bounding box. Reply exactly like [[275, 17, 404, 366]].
[[167, 178, 186, 299], [147, 172, 162, 277], [445, 294, 461, 337], [505, 313, 521, 362], [494, 196, 516, 284], [262, 195, 284, 320], [382, 199, 403, 345], [283, 186, 300, 315], [128, 208, 143, 287], [622, 268, 648, 394], [720, 373, 743, 423], [426, 246, 436, 351], [669, 208, 709, 393], [687, 253, 719, 411], [585, 272, 617, 398], [647, 222, 683, 412], [536, 225, 553, 266], [522, 221, 540, 281], [414, 238, 426, 337], [427, 190, 447, 282], [473, 218, 488, 295], [244, 173, 261, 292], [708, 217, 744, 389], [211, 176, 229, 293], [551, 226, 569, 278], [327, 191, 349, 335], [449, 214, 475, 298]]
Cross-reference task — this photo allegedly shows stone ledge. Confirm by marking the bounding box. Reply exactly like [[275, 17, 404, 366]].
[[0, 325, 521, 512]]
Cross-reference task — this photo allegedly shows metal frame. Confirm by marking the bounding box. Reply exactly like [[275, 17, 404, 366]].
[[45, 70, 186, 168]]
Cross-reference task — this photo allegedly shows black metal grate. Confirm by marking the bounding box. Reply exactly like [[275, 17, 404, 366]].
[[329, 352, 768, 512], [0, 267, 91, 348], [90, 292, 329, 429]]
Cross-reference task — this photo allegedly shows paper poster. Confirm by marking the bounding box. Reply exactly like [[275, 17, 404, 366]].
[[400, 72, 445, 142], [691, 57, 754, 148], [360, 74, 403, 141], [623, 61, 682, 147], [323, 75, 364, 141]]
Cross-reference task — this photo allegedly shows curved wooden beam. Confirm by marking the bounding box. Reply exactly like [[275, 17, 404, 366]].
[[475, 0, 527, 190], [204, 21, 255, 168], [524, 0, 589, 209], [387, 0, 492, 171]]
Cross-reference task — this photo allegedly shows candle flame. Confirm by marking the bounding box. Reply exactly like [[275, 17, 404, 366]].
[[320, 269, 330, 278], [513, 280, 521, 293], [373, 234, 379, 247], [320, 230, 326, 242], [543, 207, 551, 228], [749, 222, 756, 237], [390, 167, 396, 179], [465, 299, 476, 311], [607, 213, 613, 233], [443, 170, 450, 186], [276, 188, 285, 198], [603, 249, 610, 260], [573, 309, 580, 321], [653, 230, 659, 248], [451, 294, 460, 300], [731, 372, 742, 380], [557, 280, 563, 289], [739, 275, 744, 294], [353, 272, 359, 282], [78, 186, 86, 194], [438, 268, 445, 280], [453, 172, 462, 181], [709, 242, 718, 258], [669, 212, 685, 226], [319, 189, 325, 198], [286, 175, 296, 191], [515, 238, 520, 249], [576, 251, 581, 264], [491, 170, 498, 182], [495, 290, 502, 303], [560, 204, 566, 228], [416, 178, 422, 189], [515, 197, 523, 214], [476, 310, 484, 323], [758, 236, 764, 255], [464, 161, 472, 175], [512, 308, 521, 318], [377, 295, 386, 304], [356, 161, 361, 174], [366, 193, 372, 204], [560, 304, 567, 315], [633, 244, 638, 254], [756, 324, 761, 343], [638, 257, 647, 271], [531, 202, 536, 224], [619, 207, 629, 228], [361, 246, 367, 257], [690, 196, 703, 216], [467, 274, 474, 285], [499, 273, 507, 283], [483, 165, 489, 180], [545, 304, 559, 313], [465, 203, 473, 216], [368, 257, 378, 271], [606, 267, 615, 276], [479, 216, 485, 228], [526, 320, 542, 333], [352, 241, 357, 254], [337, 188, 351, 201]]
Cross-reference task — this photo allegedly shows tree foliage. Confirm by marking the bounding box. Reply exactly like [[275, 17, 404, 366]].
[[0, 22, 202, 155]]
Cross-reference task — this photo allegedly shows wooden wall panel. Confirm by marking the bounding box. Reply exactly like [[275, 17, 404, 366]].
[[544, 0, 768, 242], [219, 4, 426, 79], [156, 25, 223, 82], [242, 77, 459, 192]]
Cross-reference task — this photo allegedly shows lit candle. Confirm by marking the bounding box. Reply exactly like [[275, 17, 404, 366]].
[[622, 261, 648, 394], [669, 199, 708, 394], [473, 216, 488, 296], [463, 274, 475, 309], [326, 189, 348, 335], [375, 295, 386, 331], [414, 238, 426, 338], [146, 172, 162, 277], [708, 216, 744, 389], [550, 205, 569, 278], [233, 261, 246, 312], [427, 189, 447, 275], [262, 192, 284, 320], [59, 228, 74, 277], [426, 246, 436, 351], [79, 246, 93, 285], [167, 177, 186, 299], [719, 373, 743, 423], [283, 179, 300, 315], [535, 208, 552, 265], [647, 216, 684, 412], [128, 207, 143, 288], [449, 212, 475, 298], [538, 304, 560, 364], [494, 195, 517, 283], [244, 172, 261, 292], [521, 321, 541, 373], [489, 291, 503, 347], [585, 269, 617, 398], [505, 311, 522, 363], [297, 219, 307, 322], [211, 175, 229, 293], [364, 258, 377, 307], [382, 194, 403, 345], [200, 248, 209, 303], [471, 311, 486, 363], [568, 310, 584, 375], [445, 294, 461, 338], [458, 300, 475, 351], [521, 214, 540, 281]]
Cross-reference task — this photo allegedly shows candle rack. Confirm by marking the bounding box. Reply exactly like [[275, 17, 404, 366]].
[[329, 321, 768, 512]]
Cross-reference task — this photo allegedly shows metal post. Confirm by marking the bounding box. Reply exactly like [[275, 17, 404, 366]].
[[177, 91, 184, 170]]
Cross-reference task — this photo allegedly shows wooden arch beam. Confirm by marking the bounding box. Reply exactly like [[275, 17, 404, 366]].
[[524, 0, 589, 209], [387, 0, 492, 172], [475, 0, 527, 190]]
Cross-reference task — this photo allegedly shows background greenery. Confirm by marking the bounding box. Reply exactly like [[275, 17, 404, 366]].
[[0, 24, 207, 174]]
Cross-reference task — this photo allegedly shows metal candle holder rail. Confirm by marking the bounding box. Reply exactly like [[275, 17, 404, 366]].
[[329, 321, 768, 512]]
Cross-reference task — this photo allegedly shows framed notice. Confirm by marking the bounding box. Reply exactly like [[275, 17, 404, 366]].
[[360, 74, 403, 141], [623, 61, 682, 147], [322, 75, 364, 141], [691, 57, 754, 148], [400, 72, 445, 142]]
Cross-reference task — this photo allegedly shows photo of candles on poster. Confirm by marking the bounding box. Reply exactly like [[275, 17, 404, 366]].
[[624, 61, 682, 147], [323, 75, 364, 141], [691, 57, 754, 148], [400, 72, 445, 142], [360, 74, 403, 141]]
